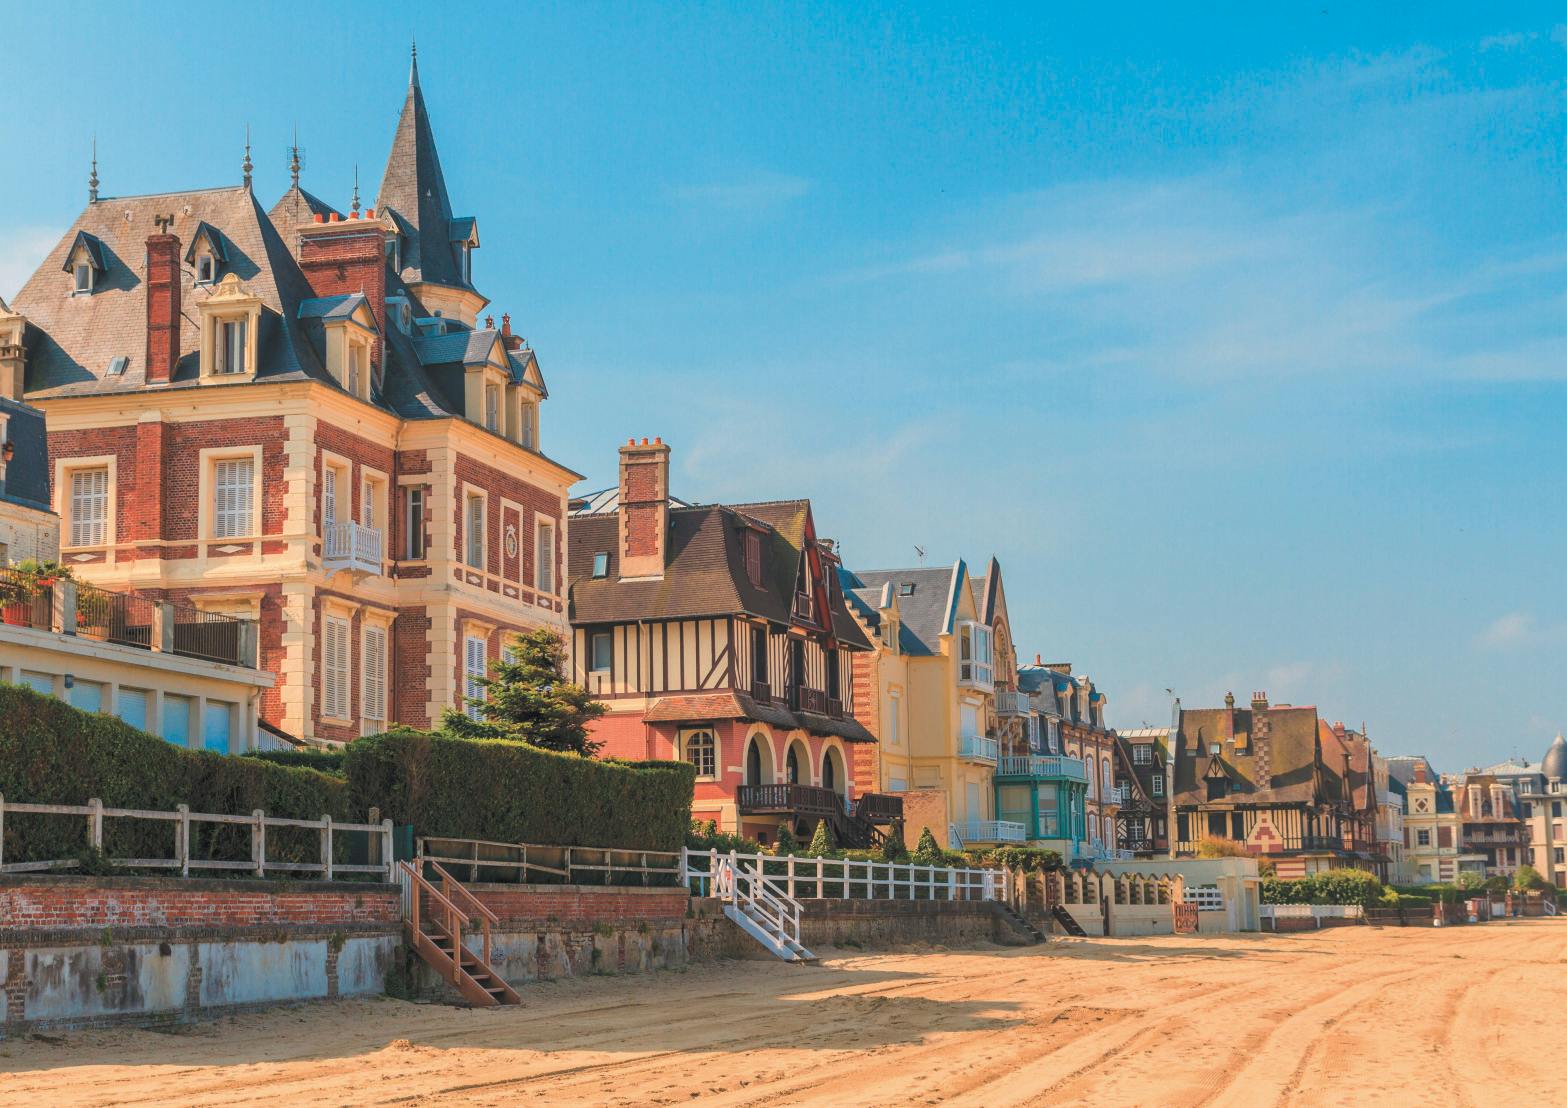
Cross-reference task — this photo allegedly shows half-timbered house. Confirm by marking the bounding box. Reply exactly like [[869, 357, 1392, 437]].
[[567, 438, 899, 846]]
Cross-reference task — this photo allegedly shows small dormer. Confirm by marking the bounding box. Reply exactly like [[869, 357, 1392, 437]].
[[449, 217, 479, 284], [63, 231, 107, 295], [185, 222, 228, 286], [299, 293, 378, 402], [197, 274, 263, 380], [505, 344, 546, 451]]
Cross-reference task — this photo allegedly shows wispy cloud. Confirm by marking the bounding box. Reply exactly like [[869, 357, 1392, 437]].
[[1475, 611, 1567, 650], [1480, 31, 1537, 52], [0, 224, 63, 302], [670, 173, 811, 215]]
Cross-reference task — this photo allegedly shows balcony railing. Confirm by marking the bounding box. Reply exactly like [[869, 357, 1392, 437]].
[[958, 734, 998, 762], [737, 783, 841, 818], [993, 689, 1030, 716], [750, 679, 773, 705], [324, 520, 383, 576], [794, 686, 828, 715], [955, 820, 1027, 844], [995, 755, 1088, 782], [854, 793, 904, 824]]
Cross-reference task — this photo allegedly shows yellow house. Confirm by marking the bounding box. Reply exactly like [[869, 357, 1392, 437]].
[[1403, 771, 1485, 884], [843, 558, 1013, 849]]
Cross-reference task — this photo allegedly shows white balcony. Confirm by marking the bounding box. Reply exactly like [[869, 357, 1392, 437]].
[[324, 520, 383, 577], [993, 689, 1030, 716], [958, 734, 998, 762], [995, 755, 1088, 782], [957, 820, 1028, 845]]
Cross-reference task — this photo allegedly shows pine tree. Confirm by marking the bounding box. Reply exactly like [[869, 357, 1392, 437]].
[[441, 628, 606, 755], [879, 825, 909, 863], [912, 826, 943, 866], [774, 822, 799, 856], [806, 819, 836, 857]]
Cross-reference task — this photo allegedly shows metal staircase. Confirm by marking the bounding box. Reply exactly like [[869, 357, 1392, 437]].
[[714, 854, 816, 962], [399, 860, 522, 1006]]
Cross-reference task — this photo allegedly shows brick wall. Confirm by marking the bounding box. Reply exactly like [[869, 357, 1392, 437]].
[[468, 884, 689, 926], [850, 650, 881, 793], [452, 452, 562, 609], [393, 604, 432, 728], [0, 876, 398, 932]]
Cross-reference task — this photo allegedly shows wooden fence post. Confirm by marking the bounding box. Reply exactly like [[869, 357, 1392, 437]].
[[88, 797, 104, 852], [321, 814, 334, 881], [252, 809, 266, 877], [380, 819, 394, 882], [177, 804, 190, 877]]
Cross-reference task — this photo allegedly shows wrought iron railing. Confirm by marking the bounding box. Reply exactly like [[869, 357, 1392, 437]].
[[74, 581, 156, 650], [172, 606, 247, 666], [854, 793, 904, 823], [995, 754, 1088, 781]]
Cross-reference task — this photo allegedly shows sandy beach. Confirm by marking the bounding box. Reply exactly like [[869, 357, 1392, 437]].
[[1, 920, 1561, 1106]]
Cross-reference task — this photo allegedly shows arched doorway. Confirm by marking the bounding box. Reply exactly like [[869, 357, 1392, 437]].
[[745, 736, 770, 787], [822, 744, 847, 797], [786, 744, 802, 784]]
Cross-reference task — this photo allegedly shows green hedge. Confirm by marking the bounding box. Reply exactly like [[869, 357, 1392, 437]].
[[344, 730, 695, 852], [242, 748, 348, 774], [0, 683, 349, 869], [1261, 869, 1384, 909]]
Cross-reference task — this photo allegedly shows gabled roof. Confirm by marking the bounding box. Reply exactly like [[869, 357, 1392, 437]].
[[266, 183, 341, 242], [568, 499, 870, 651], [62, 230, 107, 273], [183, 221, 229, 264], [413, 328, 504, 368], [375, 53, 474, 294], [1174, 703, 1337, 809], [298, 293, 371, 323], [839, 564, 966, 656]]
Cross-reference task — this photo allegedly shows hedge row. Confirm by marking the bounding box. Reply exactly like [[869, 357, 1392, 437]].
[[344, 730, 696, 852], [0, 683, 349, 868], [243, 748, 348, 774], [1261, 869, 1384, 909]]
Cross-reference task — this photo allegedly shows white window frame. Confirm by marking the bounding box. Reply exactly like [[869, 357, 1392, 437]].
[[322, 614, 352, 722], [213, 456, 255, 539], [195, 252, 216, 285], [682, 728, 717, 779], [536, 517, 556, 594], [402, 484, 426, 560], [74, 261, 94, 294], [219, 318, 248, 375], [589, 631, 613, 674], [1133, 743, 1152, 765], [361, 621, 388, 733], [958, 621, 993, 686], [887, 690, 901, 747], [67, 465, 110, 548], [484, 383, 499, 432], [1151, 773, 1165, 797]]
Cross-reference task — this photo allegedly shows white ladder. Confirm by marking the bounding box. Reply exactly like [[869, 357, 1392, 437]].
[[715, 853, 816, 962]]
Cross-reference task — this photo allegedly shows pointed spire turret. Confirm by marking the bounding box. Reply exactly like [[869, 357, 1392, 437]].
[[88, 138, 99, 203], [242, 125, 254, 190], [351, 165, 361, 216], [410, 38, 420, 88], [289, 125, 301, 188]]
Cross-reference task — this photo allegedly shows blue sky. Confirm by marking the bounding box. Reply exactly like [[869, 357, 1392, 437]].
[[3, 3, 1565, 770]]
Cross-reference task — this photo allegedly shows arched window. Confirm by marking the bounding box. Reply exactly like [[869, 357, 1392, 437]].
[[745, 738, 765, 786], [822, 751, 836, 793], [1102, 756, 1113, 794], [786, 744, 801, 784], [683, 729, 716, 779]]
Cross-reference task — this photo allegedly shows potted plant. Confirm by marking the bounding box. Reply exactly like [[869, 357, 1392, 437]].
[[0, 559, 71, 626]]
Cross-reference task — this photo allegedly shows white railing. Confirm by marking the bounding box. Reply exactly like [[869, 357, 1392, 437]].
[[993, 689, 1031, 715], [715, 855, 803, 946], [1261, 904, 1364, 920], [324, 520, 383, 574], [958, 734, 998, 762], [682, 847, 1003, 902], [996, 755, 1088, 781], [1182, 884, 1225, 911], [0, 794, 394, 881], [1084, 842, 1134, 862], [956, 820, 1028, 844]]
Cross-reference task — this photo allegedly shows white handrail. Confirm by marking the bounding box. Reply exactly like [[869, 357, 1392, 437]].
[[684, 847, 1003, 902]]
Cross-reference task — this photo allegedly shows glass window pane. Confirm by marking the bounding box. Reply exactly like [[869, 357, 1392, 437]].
[[118, 688, 149, 731], [163, 695, 191, 746], [202, 701, 231, 753]]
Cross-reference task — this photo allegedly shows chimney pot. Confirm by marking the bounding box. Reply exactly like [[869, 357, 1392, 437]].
[[485, 315, 494, 330], [329, 211, 340, 223], [365, 207, 374, 218], [144, 232, 182, 384], [313, 213, 325, 223], [618, 437, 671, 580], [501, 313, 511, 338]]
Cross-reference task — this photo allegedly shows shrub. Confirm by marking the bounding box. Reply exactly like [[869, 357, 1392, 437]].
[[1454, 871, 1485, 892], [0, 682, 348, 868], [971, 845, 1063, 872], [911, 826, 944, 866], [878, 825, 909, 863], [243, 748, 347, 774], [1261, 868, 1384, 909], [686, 819, 762, 855], [805, 819, 836, 857], [773, 822, 800, 856], [1195, 836, 1251, 859], [1513, 864, 1548, 892], [344, 729, 695, 851]]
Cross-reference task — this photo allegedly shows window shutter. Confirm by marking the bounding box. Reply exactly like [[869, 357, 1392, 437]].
[[214, 459, 254, 538], [324, 617, 350, 720], [465, 635, 487, 720], [70, 468, 108, 547], [323, 467, 338, 528], [362, 480, 375, 529], [537, 522, 555, 593], [362, 626, 386, 723]]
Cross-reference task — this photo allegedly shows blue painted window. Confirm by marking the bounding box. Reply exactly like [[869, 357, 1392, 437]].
[[202, 702, 232, 754], [163, 694, 191, 747], [117, 688, 149, 731]]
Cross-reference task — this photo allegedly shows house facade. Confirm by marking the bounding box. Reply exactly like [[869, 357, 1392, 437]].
[[1116, 727, 1172, 857], [567, 439, 897, 847], [1020, 660, 1122, 860], [1512, 735, 1567, 888], [1171, 692, 1377, 878], [0, 338, 58, 565], [1452, 772, 1528, 877], [7, 54, 577, 745], [841, 560, 1008, 848]]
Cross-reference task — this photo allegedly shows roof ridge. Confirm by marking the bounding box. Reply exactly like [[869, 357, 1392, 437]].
[[92, 184, 249, 203]]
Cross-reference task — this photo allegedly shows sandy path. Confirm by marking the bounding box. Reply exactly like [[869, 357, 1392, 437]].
[[1, 921, 1562, 1106]]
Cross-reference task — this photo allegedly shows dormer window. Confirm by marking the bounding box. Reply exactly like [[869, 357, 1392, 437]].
[[219, 319, 247, 374], [460, 244, 473, 284], [592, 551, 608, 578], [196, 254, 215, 284], [74, 263, 94, 294], [185, 222, 227, 288], [385, 234, 401, 272], [484, 384, 499, 431], [64, 231, 107, 296], [198, 273, 262, 381]]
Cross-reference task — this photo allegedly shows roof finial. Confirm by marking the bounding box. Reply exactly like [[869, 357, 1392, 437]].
[[289, 125, 301, 188], [242, 125, 254, 190], [410, 38, 420, 87], [88, 136, 99, 203], [351, 165, 361, 216]]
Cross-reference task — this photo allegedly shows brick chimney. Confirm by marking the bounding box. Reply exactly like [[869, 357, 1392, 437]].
[[1252, 697, 1273, 789], [145, 232, 182, 384], [1251, 690, 1269, 710], [618, 437, 671, 580], [501, 313, 521, 351], [296, 214, 387, 362]]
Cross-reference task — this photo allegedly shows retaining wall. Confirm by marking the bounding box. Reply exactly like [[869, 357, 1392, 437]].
[[0, 875, 400, 1037], [797, 898, 1025, 949]]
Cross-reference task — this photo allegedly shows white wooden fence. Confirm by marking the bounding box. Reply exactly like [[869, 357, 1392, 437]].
[[0, 794, 394, 882], [681, 848, 1003, 902], [1261, 903, 1363, 921]]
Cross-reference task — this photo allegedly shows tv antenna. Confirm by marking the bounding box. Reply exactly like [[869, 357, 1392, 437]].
[[914, 545, 926, 565]]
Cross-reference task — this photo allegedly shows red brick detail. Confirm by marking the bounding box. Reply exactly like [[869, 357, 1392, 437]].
[[393, 605, 432, 728], [452, 453, 562, 590], [47, 425, 138, 545], [0, 880, 399, 931], [296, 224, 387, 370], [145, 233, 182, 384], [850, 651, 881, 793], [157, 582, 287, 726]]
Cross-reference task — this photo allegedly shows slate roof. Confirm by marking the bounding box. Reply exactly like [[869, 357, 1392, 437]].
[[1173, 703, 1341, 809], [374, 56, 476, 295], [0, 397, 53, 512], [568, 499, 870, 651], [838, 565, 958, 656]]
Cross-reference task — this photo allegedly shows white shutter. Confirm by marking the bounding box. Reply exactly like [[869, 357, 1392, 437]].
[[537, 521, 554, 594], [362, 480, 375, 529], [464, 635, 487, 720], [324, 616, 350, 719], [362, 625, 387, 724], [323, 467, 338, 527], [70, 468, 108, 547], [214, 458, 253, 538], [466, 496, 484, 568]]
